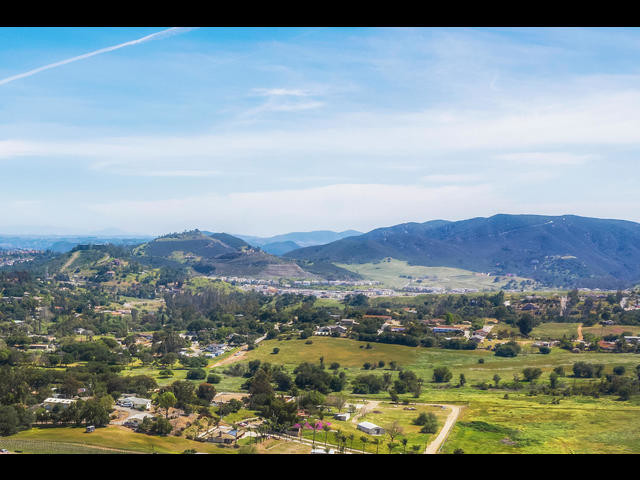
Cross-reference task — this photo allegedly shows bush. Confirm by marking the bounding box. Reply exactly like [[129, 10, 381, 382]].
[[432, 367, 452, 383], [495, 341, 521, 358], [522, 367, 542, 382], [539, 346, 551, 354], [207, 374, 221, 384], [272, 347, 280, 354], [613, 366, 626, 376], [186, 368, 206, 380]]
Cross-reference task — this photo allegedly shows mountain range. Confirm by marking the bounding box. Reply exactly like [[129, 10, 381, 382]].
[[235, 230, 362, 255], [284, 214, 640, 289]]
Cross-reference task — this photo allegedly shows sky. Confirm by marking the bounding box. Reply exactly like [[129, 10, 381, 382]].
[[0, 27, 639, 236]]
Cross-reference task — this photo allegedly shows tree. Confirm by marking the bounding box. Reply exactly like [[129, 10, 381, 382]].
[[386, 421, 403, 443], [372, 437, 380, 454], [493, 374, 501, 387], [0, 405, 19, 436], [418, 413, 438, 434], [197, 383, 216, 403], [401, 437, 408, 454], [432, 366, 452, 383], [387, 441, 398, 454], [613, 366, 626, 376], [522, 367, 542, 382], [360, 435, 368, 453], [517, 314, 535, 336], [458, 373, 466, 387], [157, 391, 177, 419], [549, 372, 559, 389]]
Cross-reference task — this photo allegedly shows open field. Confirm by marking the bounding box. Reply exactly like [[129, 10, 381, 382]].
[[335, 258, 533, 290], [234, 336, 640, 453], [530, 322, 581, 339], [2, 426, 237, 454]]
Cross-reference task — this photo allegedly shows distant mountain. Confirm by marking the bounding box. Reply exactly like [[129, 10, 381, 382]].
[[236, 230, 362, 250], [284, 215, 640, 289], [134, 230, 315, 279], [261, 241, 301, 256], [0, 235, 152, 253]]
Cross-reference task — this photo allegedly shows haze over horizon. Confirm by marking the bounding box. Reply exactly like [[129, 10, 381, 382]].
[[2, 27, 639, 236]]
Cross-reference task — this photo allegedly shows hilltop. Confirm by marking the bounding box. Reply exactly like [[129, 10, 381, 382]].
[[285, 214, 640, 289], [133, 230, 314, 279]]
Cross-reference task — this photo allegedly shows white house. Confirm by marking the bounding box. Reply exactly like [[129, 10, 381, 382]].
[[334, 412, 350, 421], [357, 421, 385, 435], [117, 396, 151, 410], [43, 398, 76, 410]]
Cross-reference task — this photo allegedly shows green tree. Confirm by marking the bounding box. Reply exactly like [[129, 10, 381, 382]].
[[157, 391, 177, 419]]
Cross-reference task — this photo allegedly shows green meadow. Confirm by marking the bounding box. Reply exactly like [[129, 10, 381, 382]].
[[234, 336, 640, 453]]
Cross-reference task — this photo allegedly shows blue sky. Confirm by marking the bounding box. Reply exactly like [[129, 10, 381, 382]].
[[1, 27, 639, 236]]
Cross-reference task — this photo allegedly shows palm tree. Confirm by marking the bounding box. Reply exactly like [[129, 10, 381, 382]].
[[348, 433, 355, 451], [323, 423, 331, 446], [360, 435, 368, 454]]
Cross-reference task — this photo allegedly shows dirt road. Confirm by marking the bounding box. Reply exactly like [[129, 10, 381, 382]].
[[577, 323, 583, 341], [423, 404, 463, 454]]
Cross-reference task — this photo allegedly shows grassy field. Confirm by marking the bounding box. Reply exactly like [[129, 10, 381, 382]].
[[335, 258, 533, 290], [235, 336, 640, 453], [2, 426, 238, 454], [530, 322, 580, 339]]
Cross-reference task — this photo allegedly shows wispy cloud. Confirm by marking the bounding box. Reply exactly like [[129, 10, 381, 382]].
[[496, 152, 595, 166], [0, 27, 197, 87]]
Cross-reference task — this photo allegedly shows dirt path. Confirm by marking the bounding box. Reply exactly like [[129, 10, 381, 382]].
[[210, 346, 248, 368], [60, 251, 80, 273], [577, 323, 583, 341], [423, 404, 463, 454], [350, 400, 381, 424]]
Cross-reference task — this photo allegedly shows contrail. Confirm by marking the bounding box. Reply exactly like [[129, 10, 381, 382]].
[[0, 27, 197, 86]]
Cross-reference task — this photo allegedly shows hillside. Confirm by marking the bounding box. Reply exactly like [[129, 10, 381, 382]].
[[134, 230, 315, 279], [285, 214, 640, 289]]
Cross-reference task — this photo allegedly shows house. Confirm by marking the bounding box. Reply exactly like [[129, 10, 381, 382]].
[[124, 412, 154, 428], [338, 319, 359, 327], [432, 327, 464, 334], [521, 303, 539, 311], [314, 325, 347, 336], [598, 340, 617, 351], [357, 421, 384, 435], [43, 398, 76, 410], [334, 412, 350, 421], [117, 396, 151, 410], [208, 428, 241, 444]]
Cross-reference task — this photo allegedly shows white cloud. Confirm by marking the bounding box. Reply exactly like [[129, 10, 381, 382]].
[[496, 152, 595, 166], [4, 89, 640, 170], [83, 183, 503, 236]]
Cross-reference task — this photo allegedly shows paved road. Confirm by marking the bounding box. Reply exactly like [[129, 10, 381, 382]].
[[423, 404, 463, 454]]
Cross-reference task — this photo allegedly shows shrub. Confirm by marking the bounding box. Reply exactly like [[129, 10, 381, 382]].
[[186, 368, 206, 380], [432, 367, 452, 383]]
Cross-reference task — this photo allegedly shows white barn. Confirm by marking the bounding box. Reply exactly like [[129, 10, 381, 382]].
[[357, 421, 385, 435]]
